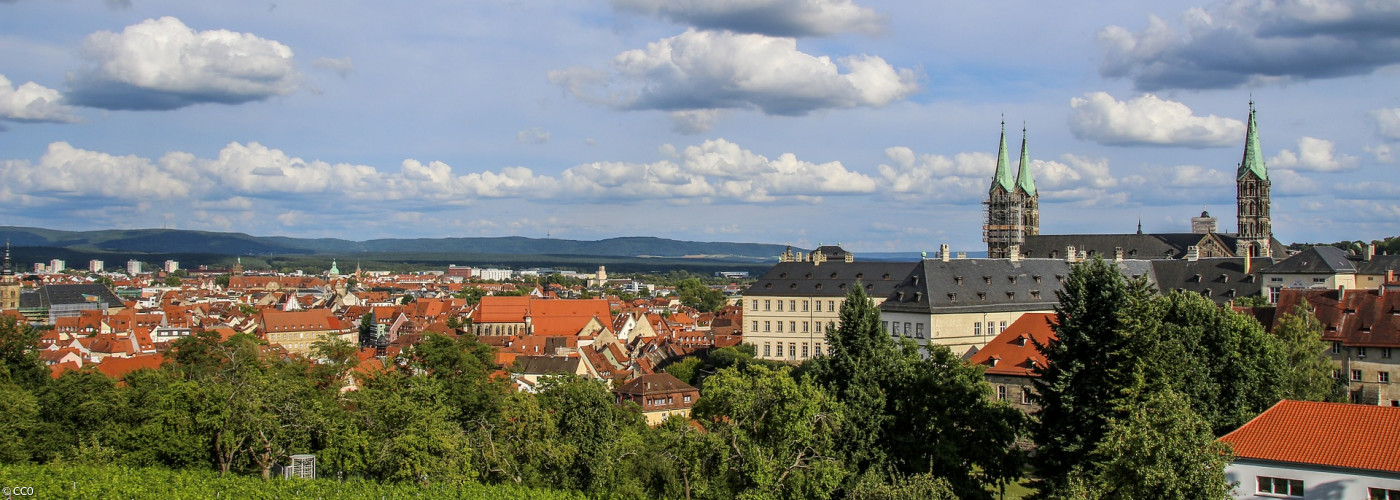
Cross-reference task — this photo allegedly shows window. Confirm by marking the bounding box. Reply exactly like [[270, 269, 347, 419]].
[[1021, 388, 1031, 405], [1385, 348, 1394, 359], [802, 321, 809, 333], [1382, 372, 1391, 384], [1332, 369, 1342, 379], [1359, 346, 1369, 357], [1333, 342, 1342, 354], [904, 322, 912, 338], [828, 300, 835, 311], [1353, 369, 1363, 382], [764, 300, 771, 311], [802, 300, 809, 312], [752, 321, 758, 332], [752, 301, 758, 311], [815, 322, 823, 333], [999, 321, 1007, 333], [892, 322, 901, 336], [777, 300, 783, 312], [764, 321, 771, 332], [997, 386, 1007, 400], [764, 343, 771, 357], [916, 323, 924, 339], [789, 321, 796, 333], [789, 344, 796, 357], [1270, 277, 1282, 282], [814, 344, 822, 356], [776, 342, 783, 356], [801, 343, 809, 358], [814, 301, 821, 312], [1371, 488, 1400, 500], [1257, 477, 1303, 497], [974, 322, 982, 336], [1312, 277, 1327, 283], [683, 395, 691, 404], [776, 321, 784, 333], [789, 300, 796, 311]]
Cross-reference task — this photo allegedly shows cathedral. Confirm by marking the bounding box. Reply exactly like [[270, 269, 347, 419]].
[[986, 102, 1283, 260]]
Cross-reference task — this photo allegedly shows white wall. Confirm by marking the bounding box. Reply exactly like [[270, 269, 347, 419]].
[[1226, 459, 1400, 499]]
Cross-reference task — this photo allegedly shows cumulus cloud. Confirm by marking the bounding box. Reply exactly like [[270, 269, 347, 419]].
[[548, 29, 918, 131], [1269, 136, 1358, 171], [875, 147, 1121, 205], [311, 57, 354, 78], [67, 17, 300, 110], [610, 0, 885, 37], [1121, 164, 1235, 205], [516, 127, 551, 144], [1068, 92, 1245, 147], [1099, 0, 1400, 90], [1366, 143, 1393, 163], [1373, 107, 1400, 140], [0, 74, 80, 124]]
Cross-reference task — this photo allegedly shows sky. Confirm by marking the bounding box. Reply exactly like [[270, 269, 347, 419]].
[[1, 0, 1398, 254]]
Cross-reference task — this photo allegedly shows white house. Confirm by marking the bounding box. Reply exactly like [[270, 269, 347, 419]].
[[1218, 400, 1400, 499]]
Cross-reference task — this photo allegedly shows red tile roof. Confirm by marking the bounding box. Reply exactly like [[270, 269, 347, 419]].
[[1218, 400, 1400, 473], [96, 353, 165, 380], [965, 313, 1057, 377], [1273, 288, 1400, 347]]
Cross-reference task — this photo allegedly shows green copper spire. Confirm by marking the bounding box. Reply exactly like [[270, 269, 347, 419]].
[[1238, 101, 1267, 181], [992, 119, 1015, 192], [1015, 125, 1036, 196]]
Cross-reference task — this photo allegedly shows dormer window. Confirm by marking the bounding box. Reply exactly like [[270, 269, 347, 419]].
[[977, 291, 987, 300], [955, 276, 963, 285], [882, 273, 891, 280], [1033, 274, 1042, 283], [983, 276, 992, 284], [1192, 274, 1202, 283], [856, 273, 864, 280], [1009, 276, 1018, 284], [1220, 274, 1229, 283], [1016, 334, 1029, 347], [913, 292, 922, 301], [947, 292, 957, 301], [1006, 291, 1016, 298], [1030, 290, 1041, 300], [780, 272, 788, 278], [988, 356, 1000, 367]]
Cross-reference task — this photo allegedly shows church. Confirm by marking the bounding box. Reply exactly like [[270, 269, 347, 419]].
[[984, 102, 1287, 261]]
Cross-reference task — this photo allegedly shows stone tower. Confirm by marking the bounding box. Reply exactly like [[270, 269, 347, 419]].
[[1014, 126, 1039, 239], [1236, 102, 1272, 257], [1, 242, 19, 310], [985, 121, 1036, 259]]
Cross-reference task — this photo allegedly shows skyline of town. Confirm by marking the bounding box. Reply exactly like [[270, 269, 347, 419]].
[[2, 0, 1398, 253]]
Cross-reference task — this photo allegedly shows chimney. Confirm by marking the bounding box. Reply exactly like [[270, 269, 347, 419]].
[[1388, 270, 1395, 284], [1079, 250, 1088, 262], [940, 244, 950, 262], [1114, 247, 1124, 263], [1186, 246, 1199, 262], [1363, 243, 1375, 262], [1243, 251, 1251, 275], [1066, 246, 1076, 263], [1008, 245, 1021, 263]]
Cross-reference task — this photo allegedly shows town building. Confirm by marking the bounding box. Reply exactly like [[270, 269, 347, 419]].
[[964, 312, 1056, 412], [741, 245, 914, 362], [18, 283, 126, 324], [126, 260, 143, 275], [983, 122, 1039, 259], [613, 372, 700, 425], [1219, 400, 1400, 499], [260, 309, 354, 356], [89, 259, 104, 273], [1273, 286, 1400, 406]]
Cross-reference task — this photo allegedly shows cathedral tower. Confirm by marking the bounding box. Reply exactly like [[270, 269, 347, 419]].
[[984, 120, 1021, 259], [1014, 126, 1039, 239], [1236, 102, 1272, 257]]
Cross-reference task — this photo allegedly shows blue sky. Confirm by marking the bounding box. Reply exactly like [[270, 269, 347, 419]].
[[1, 0, 1398, 254]]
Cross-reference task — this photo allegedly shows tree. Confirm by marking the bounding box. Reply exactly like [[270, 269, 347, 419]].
[[400, 333, 507, 425], [664, 356, 703, 386], [214, 274, 231, 288], [1056, 380, 1233, 500], [692, 363, 847, 500], [1274, 305, 1344, 402], [535, 375, 645, 493], [358, 312, 377, 347], [1031, 257, 1155, 495], [164, 275, 182, 287], [0, 380, 38, 463], [676, 278, 725, 312], [0, 315, 46, 391], [808, 280, 891, 474]]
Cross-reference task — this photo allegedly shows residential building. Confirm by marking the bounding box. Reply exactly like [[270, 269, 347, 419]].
[[164, 260, 179, 273], [614, 373, 700, 425], [49, 259, 66, 273], [126, 260, 143, 275], [89, 260, 104, 273], [1219, 400, 1400, 499], [1273, 286, 1400, 405], [17, 283, 125, 324], [1259, 246, 1358, 302], [470, 296, 612, 338], [1150, 256, 1273, 304], [260, 309, 353, 356], [964, 312, 1056, 412], [742, 245, 914, 362]]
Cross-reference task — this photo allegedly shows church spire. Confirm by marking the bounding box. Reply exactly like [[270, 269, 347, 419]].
[[1238, 100, 1267, 181], [1015, 124, 1036, 196], [2, 241, 12, 276], [991, 118, 1015, 193]]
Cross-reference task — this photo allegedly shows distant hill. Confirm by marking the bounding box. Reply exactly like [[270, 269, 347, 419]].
[[0, 226, 798, 262]]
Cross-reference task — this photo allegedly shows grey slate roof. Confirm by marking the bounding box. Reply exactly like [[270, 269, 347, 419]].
[[31, 284, 125, 308], [514, 355, 580, 375], [1356, 255, 1400, 275], [878, 258, 1155, 315], [1259, 246, 1356, 274], [1021, 233, 1286, 260], [744, 260, 916, 298], [1150, 258, 1272, 304]]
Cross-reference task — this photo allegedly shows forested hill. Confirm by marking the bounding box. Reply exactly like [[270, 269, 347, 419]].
[[0, 226, 796, 261]]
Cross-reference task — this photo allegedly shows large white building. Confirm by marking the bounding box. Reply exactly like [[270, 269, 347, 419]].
[[126, 260, 143, 275], [89, 260, 104, 273], [1219, 400, 1400, 499]]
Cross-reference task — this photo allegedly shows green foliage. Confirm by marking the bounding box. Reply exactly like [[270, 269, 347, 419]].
[[1274, 305, 1345, 402], [535, 375, 646, 494], [400, 333, 508, 425], [676, 278, 725, 312], [664, 356, 704, 386], [0, 380, 38, 464], [164, 275, 182, 287], [0, 315, 46, 391], [214, 274, 230, 287], [846, 471, 958, 500], [692, 363, 847, 500], [0, 463, 587, 498]]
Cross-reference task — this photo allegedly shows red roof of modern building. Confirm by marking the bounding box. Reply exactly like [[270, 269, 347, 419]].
[[965, 312, 1057, 377], [1218, 400, 1400, 473]]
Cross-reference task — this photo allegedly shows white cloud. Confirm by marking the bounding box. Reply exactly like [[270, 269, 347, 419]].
[[1269, 136, 1358, 172], [874, 147, 1120, 204], [669, 109, 727, 134], [311, 57, 355, 78], [1366, 143, 1394, 163], [1068, 92, 1244, 147], [0, 74, 79, 123], [1373, 107, 1400, 140], [548, 29, 918, 122], [1333, 181, 1400, 200], [0, 142, 191, 199], [610, 0, 886, 37], [1100, 1, 1400, 90], [1121, 164, 1234, 205], [68, 17, 300, 110], [516, 127, 551, 144]]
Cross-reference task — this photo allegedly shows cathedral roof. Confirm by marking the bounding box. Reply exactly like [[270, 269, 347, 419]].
[[1238, 102, 1268, 181], [992, 120, 1015, 193], [1015, 127, 1036, 196]]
